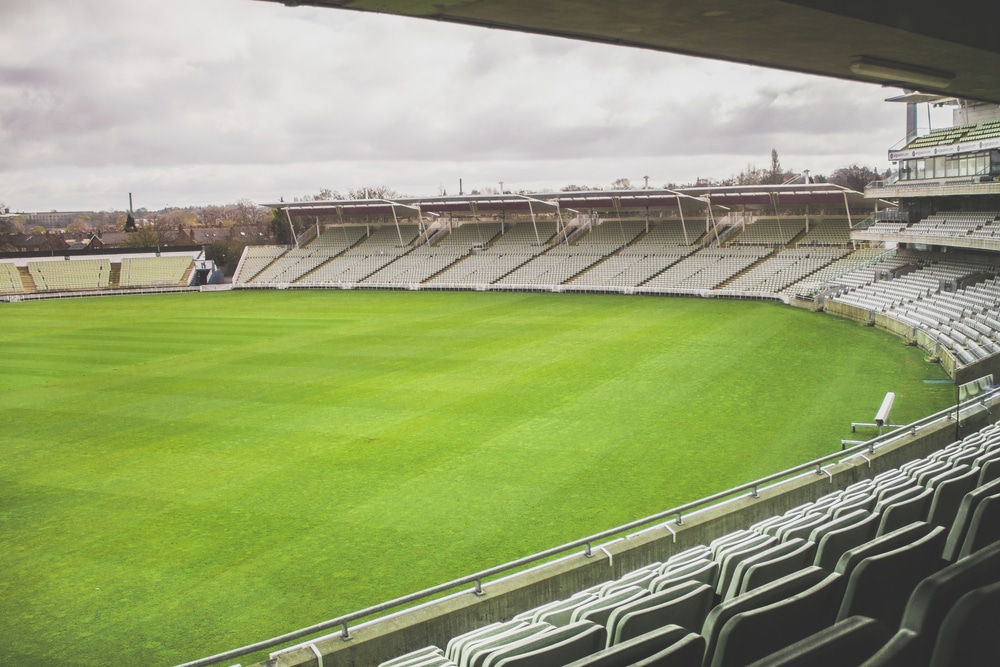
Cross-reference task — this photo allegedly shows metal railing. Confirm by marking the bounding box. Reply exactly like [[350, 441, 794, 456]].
[[175, 392, 997, 667], [1, 285, 200, 303]]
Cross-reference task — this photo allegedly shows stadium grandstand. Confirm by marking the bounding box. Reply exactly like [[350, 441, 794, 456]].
[[166, 67, 1000, 667], [0, 248, 221, 300], [238, 185, 867, 299], [9, 3, 1000, 666]]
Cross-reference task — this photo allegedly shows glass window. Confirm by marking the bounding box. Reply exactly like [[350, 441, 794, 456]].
[[932, 156, 946, 178], [946, 156, 959, 178], [916, 159, 926, 180]]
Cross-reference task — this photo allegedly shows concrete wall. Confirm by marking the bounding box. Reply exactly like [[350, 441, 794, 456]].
[[255, 408, 992, 667], [874, 312, 917, 342], [822, 299, 872, 324]]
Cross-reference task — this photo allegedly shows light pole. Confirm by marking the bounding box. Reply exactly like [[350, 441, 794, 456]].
[[499, 181, 504, 194], [644, 175, 650, 189]]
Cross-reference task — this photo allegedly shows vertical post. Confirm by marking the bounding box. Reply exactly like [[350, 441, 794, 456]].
[[709, 199, 722, 247], [284, 208, 297, 246], [676, 195, 690, 246], [843, 191, 853, 229], [391, 204, 403, 246], [528, 200, 540, 245]]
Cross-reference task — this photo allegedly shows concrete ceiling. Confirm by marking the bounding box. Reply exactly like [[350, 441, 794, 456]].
[[260, 0, 1000, 104]]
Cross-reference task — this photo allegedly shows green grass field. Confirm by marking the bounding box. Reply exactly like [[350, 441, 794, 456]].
[[0, 290, 953, 666]]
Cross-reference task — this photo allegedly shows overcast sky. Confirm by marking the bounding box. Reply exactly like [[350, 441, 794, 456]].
[[1, 0, 947, 213]]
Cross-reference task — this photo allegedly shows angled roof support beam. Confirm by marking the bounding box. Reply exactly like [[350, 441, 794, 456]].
[[390, 203, 403, 246], [769, 192, 784, 243], [527, 199, 540, 245], [284, 208, 297, 246], [675, 195, 690, 246]]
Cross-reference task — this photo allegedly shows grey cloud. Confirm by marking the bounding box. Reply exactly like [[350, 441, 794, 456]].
[[0, 0, 904, 210]]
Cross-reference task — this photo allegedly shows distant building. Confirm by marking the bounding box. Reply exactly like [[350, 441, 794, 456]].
[[7, 233, 69, 253], [186, 227, 232, 244], [92, 231, 130, 247], [20, 211, 92, 228]]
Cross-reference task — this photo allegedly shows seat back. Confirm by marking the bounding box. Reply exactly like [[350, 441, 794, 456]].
[[465, 624, 552, 667], [490, 622, 607, 667], [650, 559, 718, 592], [830, 492, 876, 519], [834, 521, 935, 581], [611, 583, 714, 645], [604, 581, 700, 646], [836, 525, 947, 628], [873, 484, 922, 514], [814, 511, 880, 570], [977, 456, 1000, 486], [701, 566, 829, 667], [943, 476, 1000, 562], [723, 538, 808, 601], [876, 486, 934, 536], [709, 572, 843, 667], [736, 539, 817, 598], [957, 492, 1000, 559], [570, 586, 647, 627], [776, 513, 829, 542], [742, 615, 891, 667], [380, 646, 445, 667], [562, 624, 691, 667], [808, 508, 869, 543], [534, 596, 597, 626], [715, 534, 777, 595], [662, 545, 710, 568], [926, 465, 979, 529], [923, 463, 969, 489], [928, 580, 1000, 667], [866, 539, 1000, 667], [477, 623, 597, 667], [447, 622, 522, 663], [630, 633, 705, 667]]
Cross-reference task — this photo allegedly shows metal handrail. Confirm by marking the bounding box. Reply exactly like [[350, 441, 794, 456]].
[[176, 393, 994, 667]]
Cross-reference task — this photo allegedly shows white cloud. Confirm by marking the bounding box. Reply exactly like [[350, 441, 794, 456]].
[[0, 0, 909, 211]]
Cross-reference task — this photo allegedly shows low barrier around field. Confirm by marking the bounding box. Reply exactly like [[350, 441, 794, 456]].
[[0, 285, 206, 302], [234, 281, 792, 304], [177, 391, 999, 667]]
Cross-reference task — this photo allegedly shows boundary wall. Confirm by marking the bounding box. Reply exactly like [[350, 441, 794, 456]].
[[824, 299, 967, 378]]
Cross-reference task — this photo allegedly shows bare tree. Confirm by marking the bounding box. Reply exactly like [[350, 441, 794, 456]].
[[828, 164, 883, 191], [765, 148, 783, 184], [349, 185, 398, 200], [610, 177, 633, 190]]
